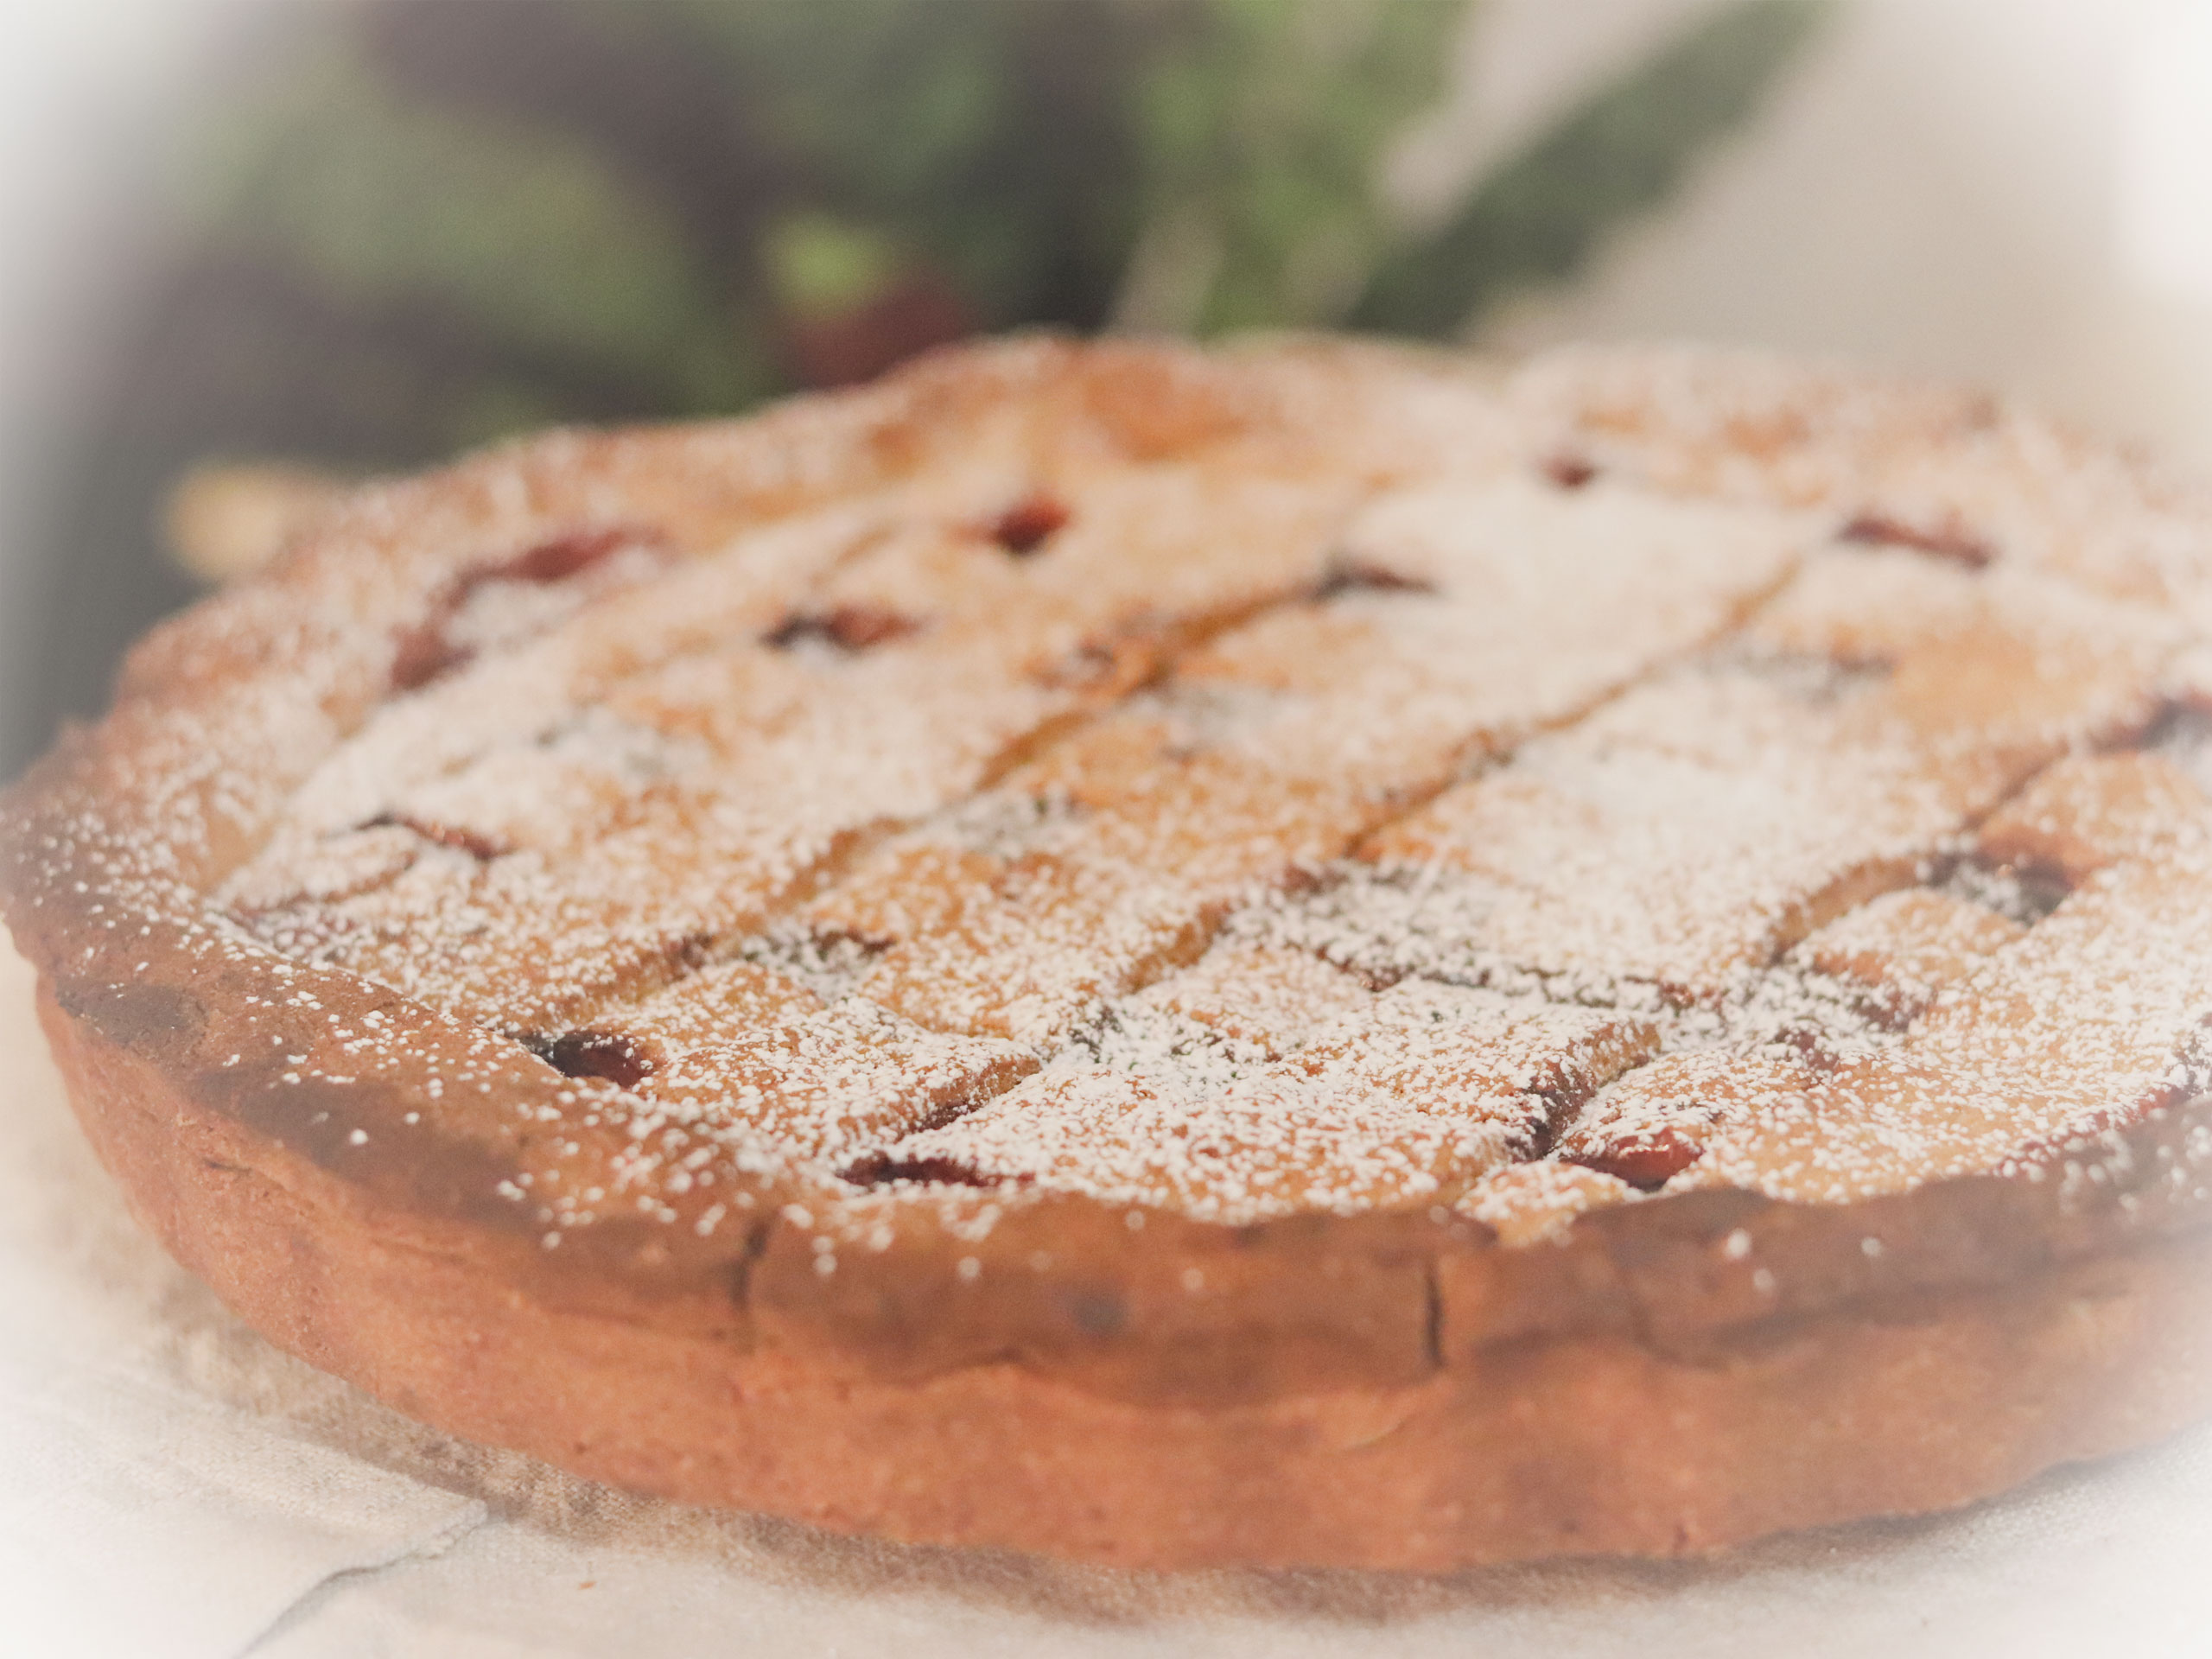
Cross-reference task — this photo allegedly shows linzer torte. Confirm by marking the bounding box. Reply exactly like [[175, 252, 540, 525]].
[[9, 336, 2212, 1569]]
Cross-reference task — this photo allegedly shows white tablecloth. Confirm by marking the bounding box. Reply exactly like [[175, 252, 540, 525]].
[[2, 936, 2207, 1658]]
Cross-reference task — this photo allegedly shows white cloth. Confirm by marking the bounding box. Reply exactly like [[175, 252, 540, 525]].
[[2, 935, 2208, 1658]]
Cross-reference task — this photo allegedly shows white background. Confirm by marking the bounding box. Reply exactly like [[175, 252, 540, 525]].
[[2, 3, 2209, 1654]]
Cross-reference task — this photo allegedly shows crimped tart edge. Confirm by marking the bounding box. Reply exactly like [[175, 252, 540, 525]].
[[39, 974, 2212, 1568]]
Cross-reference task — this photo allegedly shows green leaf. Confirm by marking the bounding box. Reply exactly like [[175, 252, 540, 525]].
[[1118, 0, 1471, 335], [192, 52, 757, 409], [662, 0, 1013, 207], [761, 212, 906, 321], [1351, 0, 1834, 338]]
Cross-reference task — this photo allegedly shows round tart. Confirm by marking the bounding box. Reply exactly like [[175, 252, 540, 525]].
[[9, 336, 2212, 1570]]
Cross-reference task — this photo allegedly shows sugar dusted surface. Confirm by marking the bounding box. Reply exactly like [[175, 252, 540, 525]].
[[24, 336, 2212, 1254]]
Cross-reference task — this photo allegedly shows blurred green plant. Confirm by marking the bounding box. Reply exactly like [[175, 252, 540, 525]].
[[1352, 0, 1832, 334], [1116, 0, 1465, 334], [173, 0, 1831, 456], [198, 50, 761, 412]]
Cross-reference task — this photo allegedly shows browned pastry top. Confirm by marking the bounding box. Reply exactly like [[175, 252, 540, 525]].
[[10, 334, 2212, 1411]]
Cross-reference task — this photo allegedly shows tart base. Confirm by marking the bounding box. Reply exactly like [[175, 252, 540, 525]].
[[43, 979, 2212, 1572]]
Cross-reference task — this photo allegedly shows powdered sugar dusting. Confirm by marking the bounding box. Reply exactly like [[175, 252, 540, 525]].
[[19, 337, 2212, 1251]]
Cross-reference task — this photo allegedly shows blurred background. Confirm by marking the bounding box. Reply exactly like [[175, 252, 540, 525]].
[[2, 0, 2209, 782]]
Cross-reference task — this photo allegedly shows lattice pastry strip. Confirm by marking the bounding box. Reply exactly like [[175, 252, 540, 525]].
[[1672, 839, 2212, 1201], [880, 981, 1654, 1220], [1130, 941, 1374, 1058], [1454, 1161, 1639, 1248], [897, 1066, 1501, 1218], [1974, 751, 2209, 884], [632, 997, 1034, 1165], [1789, 886, 2025, 1028], [1337, 552, 2172, 1004], [1745, 546, 1988, 665], [1556, 1050, 1825, 1189], [977, 464, 1368, 679], [1504, 341, 2210, 620], [1346, 716, 1944, 1003], [1291, 978, 1661, 1112], [1552, 754, 2212, 1199], [598, 959, 825, 1072], [853, 849, 1221, 1049], [1180, 478, 1806, 783], [276, 498, 898, 838]]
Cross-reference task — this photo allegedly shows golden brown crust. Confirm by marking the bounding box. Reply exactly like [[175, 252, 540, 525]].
[[42, 978, 2212, 1569], [12, 334, 2212, 1567]]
